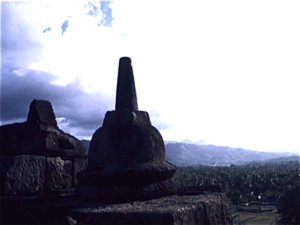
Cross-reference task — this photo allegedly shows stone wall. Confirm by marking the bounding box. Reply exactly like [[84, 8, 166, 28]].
[[0, 155, 88, 196], [0, 99, 88, 196]]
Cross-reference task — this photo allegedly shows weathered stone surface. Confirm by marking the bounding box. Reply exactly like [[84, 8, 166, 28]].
[[45, 127, 87, 157], [0, 155, 88, 196], [77, 57, 177, 202], [0, 192, 233, 225], [0, 194, 83, 224], [78, 109, 177, 201], [70, 193, 233, 225], [47, 157, 72, 191], [76, 178, 178, 203], [79, 161, 176, 187], [27, 99, 57, 126], [115, 57, 138, 111], [83, 110, 176, 185], [87, 110, 167, 171], [0, 122, 27, 155], [73, 157, 88, 186], [0, 99, 87, 157], [0, 155, 46, 195]]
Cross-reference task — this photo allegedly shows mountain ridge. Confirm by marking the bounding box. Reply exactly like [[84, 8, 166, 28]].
[[81, 140, 297, 166], [165, 142, 296, 166]]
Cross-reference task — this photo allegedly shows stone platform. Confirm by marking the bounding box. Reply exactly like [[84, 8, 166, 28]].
[[70, 193, 232, 225], [0, 191, 233, 225]]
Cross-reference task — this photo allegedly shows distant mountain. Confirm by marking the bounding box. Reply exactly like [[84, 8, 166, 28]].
[[164, 140, 178, 145], [165, 143, 296, 166], [264, 147, 299, 154], [181, 139, 195, 144], [81, 139, 90, 153], [195, 139, 206, 145], [81, 139, 297, 166], [181, 139, 207, 145]]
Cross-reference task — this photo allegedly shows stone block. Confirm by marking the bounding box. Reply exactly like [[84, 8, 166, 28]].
[[70, 193, 233, 225], [27, 99, 57, 126], [76, 179, 178, 203], [0, 99, 87, 157], [0, 155, 46, 195], [46, 157, 72, 191], [73, 157, 88, 186]]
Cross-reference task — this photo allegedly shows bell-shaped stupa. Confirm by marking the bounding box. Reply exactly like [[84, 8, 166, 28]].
[[76, 57, 177, 203]]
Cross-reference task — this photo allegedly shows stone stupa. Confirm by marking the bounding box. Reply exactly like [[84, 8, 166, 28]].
[[76, 57, 177, 202]]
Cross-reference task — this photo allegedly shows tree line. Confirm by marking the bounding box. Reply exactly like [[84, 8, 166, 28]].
[[173, 156, 300, 224]]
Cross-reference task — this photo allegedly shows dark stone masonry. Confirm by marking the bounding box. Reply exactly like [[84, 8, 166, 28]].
[[76, 57, 178, 202], [0, 57, 233, 225], [0, 99, 88, 196], [0, 99, 86, 157]]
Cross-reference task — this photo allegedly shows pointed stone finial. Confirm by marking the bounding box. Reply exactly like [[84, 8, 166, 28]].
[[115, 57, 138, 111], [27, 99, 57, 126]]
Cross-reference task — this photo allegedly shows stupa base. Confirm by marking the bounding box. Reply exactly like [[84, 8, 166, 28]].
[[75, 178, 178, 203], [70, 192, 232, 225]]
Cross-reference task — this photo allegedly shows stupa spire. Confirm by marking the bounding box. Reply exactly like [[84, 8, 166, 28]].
[[115, 57, 138, 111], [77, 56, 177, 203]]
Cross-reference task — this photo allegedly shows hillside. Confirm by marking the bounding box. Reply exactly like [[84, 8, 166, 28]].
[[81, 140, 296, 166], [165, 143, 295, 166]]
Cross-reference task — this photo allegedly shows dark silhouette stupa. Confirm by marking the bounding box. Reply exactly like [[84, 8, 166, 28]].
[[76, 57, 177, 202]]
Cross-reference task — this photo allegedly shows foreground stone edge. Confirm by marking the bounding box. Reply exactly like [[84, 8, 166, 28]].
[[69, 193, 232, 225]]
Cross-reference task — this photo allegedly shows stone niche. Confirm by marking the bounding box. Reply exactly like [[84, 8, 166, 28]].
[[77, 57, 178, 203]]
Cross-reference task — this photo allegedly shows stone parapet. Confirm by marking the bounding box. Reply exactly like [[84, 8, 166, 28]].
[[0, 155, 46, 195], [0, 155, 88, 196]]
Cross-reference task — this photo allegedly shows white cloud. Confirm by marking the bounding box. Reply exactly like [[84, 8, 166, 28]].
[[3, 0, 300, 151]]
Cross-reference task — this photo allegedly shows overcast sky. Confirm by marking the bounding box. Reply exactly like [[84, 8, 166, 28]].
[[1, 1, 300, 152]]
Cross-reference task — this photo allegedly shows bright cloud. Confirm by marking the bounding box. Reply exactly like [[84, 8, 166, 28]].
[[1, 0, 300, 152]]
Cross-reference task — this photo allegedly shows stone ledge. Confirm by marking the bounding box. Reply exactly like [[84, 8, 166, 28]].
[[0, 192, 233, 225], [70, 193, 232, 225]]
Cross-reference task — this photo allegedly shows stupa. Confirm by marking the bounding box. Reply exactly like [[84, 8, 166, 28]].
[[76, 57, 177, 202]]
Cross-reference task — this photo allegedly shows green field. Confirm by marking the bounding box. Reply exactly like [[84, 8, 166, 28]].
[[237, 211, 278, 225]]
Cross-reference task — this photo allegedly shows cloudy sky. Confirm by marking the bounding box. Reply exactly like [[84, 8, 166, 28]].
[[1, 1, 300, 152]]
